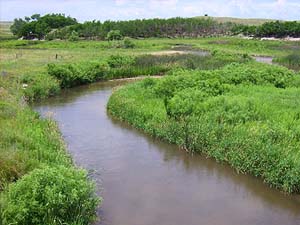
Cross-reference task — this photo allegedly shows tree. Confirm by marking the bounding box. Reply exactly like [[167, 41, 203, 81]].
[[31, 14, 41, 21], [10, 18, 26, 37], [35, 21, 51, 39], [10, 13, 78, 39]]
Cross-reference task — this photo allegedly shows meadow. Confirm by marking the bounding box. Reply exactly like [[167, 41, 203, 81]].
[[1, 35, 300, 224], [0, 22, 14, 40]]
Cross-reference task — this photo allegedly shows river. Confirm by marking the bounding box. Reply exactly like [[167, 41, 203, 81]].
[[34, 81, 300, 225]]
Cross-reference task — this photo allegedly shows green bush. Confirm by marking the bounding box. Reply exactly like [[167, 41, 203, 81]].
[[123, 37, 135, 48], [1, 166, 99, 225], [107, 55, 134, 68], [106, 30, 123, 41], [48, 62, 107, 88], [21, 73, 60, 101], [68, 31, 79, 42]]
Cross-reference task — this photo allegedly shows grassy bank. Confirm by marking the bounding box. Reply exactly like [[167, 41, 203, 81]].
[[107, 62, 300, 193], [1, 37, 300, 223], [18, 51, 251, 101], [0, 77, 100, 224]]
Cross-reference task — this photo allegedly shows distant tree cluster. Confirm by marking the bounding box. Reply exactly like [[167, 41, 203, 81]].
[[10, 13, 77, 39], [11, 14, 300, 40], [232, 21, 300, 38], [12, 15, 234, 40], [72, 17, 232, 39]]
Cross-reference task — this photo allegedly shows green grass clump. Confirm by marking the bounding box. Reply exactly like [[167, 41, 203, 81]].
[[107, 63, 300, 193], [1, 166, 99, 225], [21, 72, 60, 101]]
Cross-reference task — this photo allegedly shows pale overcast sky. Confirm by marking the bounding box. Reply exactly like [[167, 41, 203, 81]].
[[0, 0, 299, 22]]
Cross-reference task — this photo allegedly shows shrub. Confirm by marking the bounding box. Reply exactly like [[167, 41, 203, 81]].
[[123, 37, 135, 48], [1, 166, 99, 225], [45, 32, 55, 41], [21, 73, 60, 101], [48, 62, 107, 88], [68, 30, 79, 42], [106, 30, 123, 41], [107, 55, 135, 68]]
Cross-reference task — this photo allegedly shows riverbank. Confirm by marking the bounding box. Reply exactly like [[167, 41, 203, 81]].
[[34, 80, 300, 225], [0, 76, 100, 224], [1, 42, 247, 224], [107, 62, 300, 193]]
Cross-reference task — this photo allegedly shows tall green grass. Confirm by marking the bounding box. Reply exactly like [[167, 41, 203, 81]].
[[107, 62, 300, 193], [273, 52, 300, 71], [42, 52, 252, 100], [0, 77, 100, 224]]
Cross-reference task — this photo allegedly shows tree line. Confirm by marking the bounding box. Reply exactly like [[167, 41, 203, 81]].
[[10, 14, 234, 40], [232, 21, 300, 38], [10, 13, 300, 40]]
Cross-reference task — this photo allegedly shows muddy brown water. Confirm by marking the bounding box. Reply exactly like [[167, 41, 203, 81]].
[[34, 81, 300, 225]]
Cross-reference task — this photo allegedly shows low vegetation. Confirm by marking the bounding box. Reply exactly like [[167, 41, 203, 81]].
[[22, 52, 250, 101], [1, 166, 98, 225], [107, 62, 300, 193], [273, 52, 300, 71], [0, 67, 99, 224]]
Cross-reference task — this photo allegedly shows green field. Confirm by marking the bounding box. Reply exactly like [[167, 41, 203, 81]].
[[1, 35, 300, 224], [0, 22, 13, 39]]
